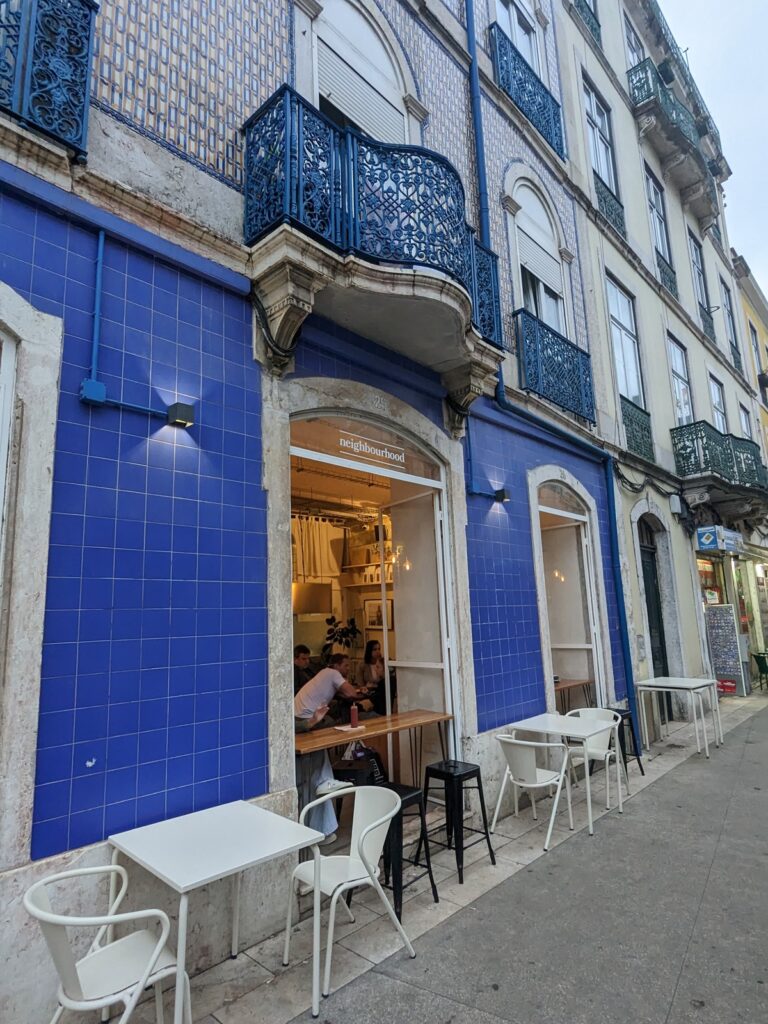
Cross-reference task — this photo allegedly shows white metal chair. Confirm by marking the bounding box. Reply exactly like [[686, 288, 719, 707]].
[[490, 733, 573, 851], [283, 785, 416, 997], [23, 864, 190, 1024], [565, 707, 629, 808]]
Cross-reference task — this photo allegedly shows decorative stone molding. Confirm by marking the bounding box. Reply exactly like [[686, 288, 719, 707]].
[[661, 151, 686, 180], [559, 245, 575, 264], [251, 262, 321, 375], [501, 194, 522, 215], [534, 4, 550, 29], [637, 114, 657, 139], [441, 344, 505, 438], [403, 93, 429, 124], [294, 0, 323, 18]]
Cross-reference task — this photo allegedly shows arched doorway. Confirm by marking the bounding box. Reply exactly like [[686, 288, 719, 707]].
[[536, 479, 607, 709], [289, 412, 456, 777]]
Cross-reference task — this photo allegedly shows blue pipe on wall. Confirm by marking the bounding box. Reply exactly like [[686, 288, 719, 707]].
[[465, 0, 491, 248], [490, 374, 642, 753], [80, 229, 168, 421]]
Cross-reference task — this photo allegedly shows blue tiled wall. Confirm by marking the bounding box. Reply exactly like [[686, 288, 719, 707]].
[[291, 325, 626, 736], [0, 186, 268, 860], [467, 401, 626, 733]]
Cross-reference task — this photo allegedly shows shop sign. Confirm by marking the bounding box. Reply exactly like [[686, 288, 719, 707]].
[[695, 526, 744, 553]]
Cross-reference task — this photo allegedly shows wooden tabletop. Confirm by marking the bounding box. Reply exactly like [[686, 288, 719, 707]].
[[295, 708, 453, 755], [554, 678, 593, 691]]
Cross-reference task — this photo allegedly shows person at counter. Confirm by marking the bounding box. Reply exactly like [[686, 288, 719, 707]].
[[293, 644, 315, 695], [294, 653, 362, 842], [355, 640, 395, 716]]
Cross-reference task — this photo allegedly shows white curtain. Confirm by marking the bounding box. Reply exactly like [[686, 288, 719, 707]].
[[292, 518, 344, 580]]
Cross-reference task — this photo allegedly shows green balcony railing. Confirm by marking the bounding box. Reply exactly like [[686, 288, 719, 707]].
[[574, 0, 601, 47], [627, 59, 700, 150], [621, 396, 654, 462], [656, 251, 678, 298], [671, 420, 768, 491], [594, 173, 626, 237], [699, 304, 716, 343], [730, 344, 743, 375]]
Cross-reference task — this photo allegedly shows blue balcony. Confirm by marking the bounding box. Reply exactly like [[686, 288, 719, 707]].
[[243, 86, 503, 349], [512, 309, 595, 422], [0, 0, 97, 157], [489, 24, 565, 160]]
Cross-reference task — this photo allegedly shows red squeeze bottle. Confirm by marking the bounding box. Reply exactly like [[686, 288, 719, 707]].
[[350, 704, 359, 728]]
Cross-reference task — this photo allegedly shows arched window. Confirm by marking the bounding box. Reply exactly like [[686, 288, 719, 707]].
[[514, 183, 564, 332], [315, 0, 407, 142]]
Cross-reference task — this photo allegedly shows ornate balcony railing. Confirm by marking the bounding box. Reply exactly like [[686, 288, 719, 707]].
[[699, 304, 716, 343], [671, 420, 768, 491], [594, 173, 626, 238], [0, 0, 97, 156], [512, 309, 595, 422], [243, 86, 503, 348], [655, 251, 678, 299], [489, 24, 565, 160], [621, 396, 654, 462], [730, 344, 743, 375], [573, 0, 602, 47], [627, 58, 700, 151]]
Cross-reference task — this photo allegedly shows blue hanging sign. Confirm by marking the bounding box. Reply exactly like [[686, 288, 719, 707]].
[[696, 526, 744, 553]]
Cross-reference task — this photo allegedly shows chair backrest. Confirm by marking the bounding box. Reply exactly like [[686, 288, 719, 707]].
[[753, 652, 768, 673], [23, 865, 129, 1002], [566, 707, 620, 754], [350, 786, 400, 871], [496, 734, 566, 785]]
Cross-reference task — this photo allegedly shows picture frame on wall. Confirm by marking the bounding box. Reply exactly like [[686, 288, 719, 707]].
[[364, 598, 393, 630]]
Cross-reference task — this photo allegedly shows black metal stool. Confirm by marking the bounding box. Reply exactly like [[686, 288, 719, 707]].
[[382, 783, 439, 921], [418, 760, 495, 884], [608, 705, 645, 777]]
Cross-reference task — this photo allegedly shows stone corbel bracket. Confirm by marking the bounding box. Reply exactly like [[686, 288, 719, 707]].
[[441, 340, 504, 439]]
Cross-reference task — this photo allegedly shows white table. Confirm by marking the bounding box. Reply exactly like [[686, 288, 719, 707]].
[[635, 676, 723, 758], [509, 712, 622, 835], [109, 801, 324, 1022]]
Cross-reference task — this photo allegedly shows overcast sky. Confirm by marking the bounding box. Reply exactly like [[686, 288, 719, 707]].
[[660, 0, 768, 289]]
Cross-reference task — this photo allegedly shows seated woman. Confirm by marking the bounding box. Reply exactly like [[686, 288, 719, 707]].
[[355, 640, 396, 716]]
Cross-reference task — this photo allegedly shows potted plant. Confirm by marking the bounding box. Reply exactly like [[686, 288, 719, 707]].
[[322, 616, 362, 661]]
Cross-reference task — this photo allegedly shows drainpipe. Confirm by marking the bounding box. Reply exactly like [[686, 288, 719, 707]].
[[492, 377, 642, 752], [465, 0, 491, 248]]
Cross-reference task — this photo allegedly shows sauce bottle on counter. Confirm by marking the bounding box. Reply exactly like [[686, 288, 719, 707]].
[[350, 703, 359, 728]]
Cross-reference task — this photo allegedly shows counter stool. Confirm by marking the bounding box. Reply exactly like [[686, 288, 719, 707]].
[[607, 705, 645, 777], [382, 783, 439, 921], [418, 760, 495, 884]]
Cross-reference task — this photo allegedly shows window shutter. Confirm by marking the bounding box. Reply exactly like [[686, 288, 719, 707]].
[[317, 40, 406, 144], [517, 228, 562, 294]]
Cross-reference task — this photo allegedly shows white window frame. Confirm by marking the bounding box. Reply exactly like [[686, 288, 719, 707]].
[[607, 277, 643, 407], [668, 336, 693, 426], [521, 265, 565, 334], [720, 277, 740, 365], [739, 403, 753, 440], [645, 167, 671, 263], [495, 0, 540, 74], [749, 322, 760, 368], [709, 374, 728, 433], [584, 79, 617, 194], [624, 12, 645, 69], [688, 231, 709, 311]]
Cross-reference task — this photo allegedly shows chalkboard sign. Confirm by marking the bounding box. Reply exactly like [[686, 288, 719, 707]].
[[704, 604, 747, 696]]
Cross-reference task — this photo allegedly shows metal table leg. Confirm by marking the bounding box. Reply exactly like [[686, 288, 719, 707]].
[[173, 893, 189, 1024]]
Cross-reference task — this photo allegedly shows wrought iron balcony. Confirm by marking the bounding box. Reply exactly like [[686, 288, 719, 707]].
[[512, 309, 595, 422], [594, 174, 626, 238], [573, 0, 602, 47], [621, 396, 654, 462], [0, 0, 97, 156], [627, 58, 717, 225], [671, 420, 768, 491], [730, 344, 743, 375], [489, 24, 565, 160], [243, 86, 503, 348], [699, 304, 716, 343], [655, 251, 678, 299]]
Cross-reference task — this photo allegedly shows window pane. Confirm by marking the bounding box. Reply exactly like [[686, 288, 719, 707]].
[[740, 405, 752, 439]]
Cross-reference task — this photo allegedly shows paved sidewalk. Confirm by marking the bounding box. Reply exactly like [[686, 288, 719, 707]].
[[297, 705, 768, 1024]]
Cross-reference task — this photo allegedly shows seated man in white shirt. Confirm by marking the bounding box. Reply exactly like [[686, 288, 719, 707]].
[[294, 653, 361, 842]]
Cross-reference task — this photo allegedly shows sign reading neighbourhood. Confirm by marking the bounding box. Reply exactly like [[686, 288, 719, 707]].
[[704, 603, 748, 696]]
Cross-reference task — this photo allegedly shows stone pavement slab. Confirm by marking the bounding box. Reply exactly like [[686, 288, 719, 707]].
[[285, 707, 768, 1024]]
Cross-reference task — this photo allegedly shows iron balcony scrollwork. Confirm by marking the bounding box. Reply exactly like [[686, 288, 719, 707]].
[[594, 173, 626, 238], [699, 304, 716, 343], [573, 0, 602, 47], [0, 0, 98, 156], [730, 344, 743, 375], [512, 308, 596, 422], [620, 396, 654, 462], [488, 23, 565, 160], [671, 420, 768, 491], [242, 86, 503, 349], [655, 251, 678, 299], [627, 58, 700, 151]]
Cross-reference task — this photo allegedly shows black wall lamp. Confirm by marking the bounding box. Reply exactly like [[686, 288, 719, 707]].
[[494, 488, 511, 503], [167, 402, 195, 428]]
